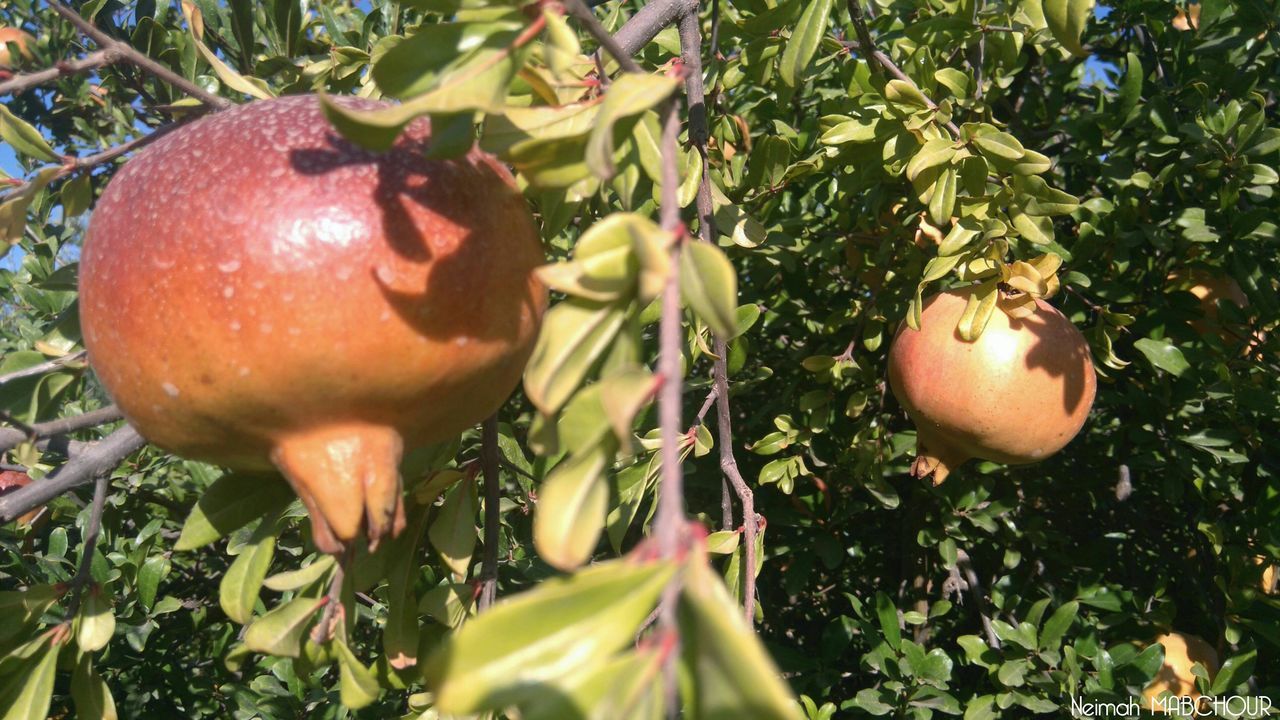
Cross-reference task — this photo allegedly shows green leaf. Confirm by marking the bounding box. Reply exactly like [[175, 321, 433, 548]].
[[1038, 600, 1078, 651], [820, 117, 879, 144], [70, 654, 118, 720], [599, 368, 656, 446], [175, 473, 294, 551], [680, 557, 802, 719], [76, 587, 115, 653], [1043, 0, 1094, 56], [243, 596, 325, 657], [218, 512, 280, 624], [481, 101, 601, 157], [181, 3, 273, 100], [522, 647, 664, 720], [0, 167, 60, 247], [323, 35, 532, 151], [429, 479, 478, 578], [0, 105, 60, 162], [1208, 648, 1256, 695], [928, 167, 957, 226], [60, 173, 93, 218], [420, 583, 474, 628], [586, 73, 681, 179], [1117, 52, 1143, 119], [906, 139, 958, 182], [0, 635, 58, 720], [262, 556, 336, 592], [136, 555, 168, 611], [374, 19, 522, 98], [1010, 210, 1054, 246], [533, 441, 614, 571], [0, 586, 57, 646], [875, 591, 901, 651], [680, 242, 740, 339], [524, 299, 627, 415], [885, 79, 929, 108], [778, 0, 834, 94], [1133, 338, 1190, 377], [964, 695, 997, 720], [972, 129, 1025, 161], [385, 504, 430, 669], [333, 638, 382, 709], [425, 558, 676, 714]]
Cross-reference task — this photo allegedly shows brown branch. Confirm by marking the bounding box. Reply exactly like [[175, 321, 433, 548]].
[[0, 48, 121, 96], [565, 0, 644, 73], [678, 5, 758, 624], [957, 548, 1001, 649], [478, 415, 501, 612], [61, 472, 111, 619], [49, 2, 231, 110], [843, 0, 962, 138], [0, 405, 124, 453], [0, 425, 145, 524], [613, 0, 695, 58]]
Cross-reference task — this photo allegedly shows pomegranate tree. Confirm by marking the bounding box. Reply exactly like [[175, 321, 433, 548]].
[[888, 287, 1096, 483], [80, 95, 546, 553]]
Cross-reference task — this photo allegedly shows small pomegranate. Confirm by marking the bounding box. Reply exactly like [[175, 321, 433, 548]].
[[0, 27, 33, 68], [887, 288, 1097, 483], [80, 95, 546, 553], [0, 470, 41, 525], [1141, 632, 1218, 712], [1167, 268, 1249, 339]]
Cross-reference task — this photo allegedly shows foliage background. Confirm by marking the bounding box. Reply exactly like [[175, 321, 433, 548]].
[[1, 0, 1278, 717]]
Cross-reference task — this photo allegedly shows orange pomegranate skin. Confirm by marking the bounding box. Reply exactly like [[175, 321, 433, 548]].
[[887, 288, 1096, 483], [0, 470, 41, 525], [80, 95, 546, 551]]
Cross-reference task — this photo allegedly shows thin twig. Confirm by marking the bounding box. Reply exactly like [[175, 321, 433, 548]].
[[0, 48, 121, 96], [61, 472, 111, 619], [655, 96, 686, 713], [478, 416, 501, 612], [678, 5, 759, 624], [49, 2, 231, 109], [957, 549, 1001, 649], [0, 350, 87, 388], [0, 425, 145, 524], [565, 0, 644, 73], [312, 550, 350, 643], [843, 0, 962, 138], [1, 406, 124, 453]]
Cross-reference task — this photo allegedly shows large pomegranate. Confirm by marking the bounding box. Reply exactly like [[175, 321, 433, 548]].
[[1141, 632, 1218, 712], [80, 95, 546, 553], [887, 288, 1097, 483]]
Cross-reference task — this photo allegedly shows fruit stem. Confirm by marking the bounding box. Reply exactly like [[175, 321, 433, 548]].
[[909, 433, 969, 485]]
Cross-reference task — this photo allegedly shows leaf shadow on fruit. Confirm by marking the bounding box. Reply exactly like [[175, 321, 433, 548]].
[[289, 133, 540, 344], [1005, 308, 1092, 416]]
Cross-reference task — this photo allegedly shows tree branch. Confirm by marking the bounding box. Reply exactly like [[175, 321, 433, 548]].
[[49, 2, 232, 110], [478, 415, 501, 612], [61, 472, 111, 619], [0, 48, 121, 96], [614, 0, 696, 58], [1, 405, 124, 453], [565, 0, 644, 73], [957, 549, 1001, 649], [678, 4, 759, 624], [0, 425, 145, 524]]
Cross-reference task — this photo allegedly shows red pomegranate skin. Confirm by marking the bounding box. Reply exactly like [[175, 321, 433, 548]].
[[0, 470, 40, 525], [80, 95, 546, 551], [887, 288, 1097, 483]]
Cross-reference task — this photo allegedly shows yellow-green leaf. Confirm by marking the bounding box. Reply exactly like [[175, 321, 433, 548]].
[[957, 282, 999, 341], [680, 242, 740, 339], [0, 105, 59, 162], [70, 654, 118, 720], [333, 638, 382, 710], [175, 473, 294, 552], [1044, 0, 1094, 56], [524, 299, 627, 415], [243, 596, 326, 657], [76, 587, 115, 653], [586, 73, 681, 179], [425, 558, 677, 714], [0, 634, 59, 720], [218, 512, 280, 624], [778, 0, 834, 93], [262, 555, 336, 592], [429, 479, 478, 578], [533, 442, 614, 571], [598, 368, 655, 446]]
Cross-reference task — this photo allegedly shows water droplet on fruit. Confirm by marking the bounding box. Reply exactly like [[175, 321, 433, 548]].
[[229, 320, 242, 332], [223, 286, 235, 299], [218, 259, 242, 273], [162, 382, 180, 397]]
